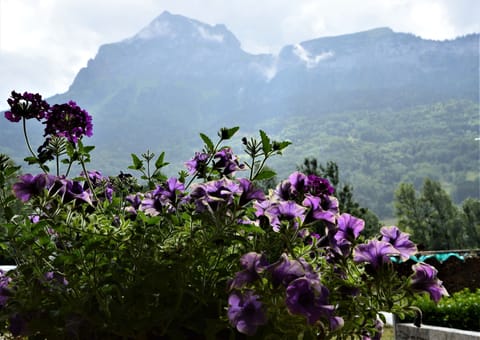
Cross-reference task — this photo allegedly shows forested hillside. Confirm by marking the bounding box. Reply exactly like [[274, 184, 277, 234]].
[[265, 99, 479, 217]]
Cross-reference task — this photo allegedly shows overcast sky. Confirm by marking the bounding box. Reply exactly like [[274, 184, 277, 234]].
[[0, 0, 479, 109]]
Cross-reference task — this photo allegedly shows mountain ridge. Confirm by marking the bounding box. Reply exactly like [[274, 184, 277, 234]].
[[1, 12, 478, 217]]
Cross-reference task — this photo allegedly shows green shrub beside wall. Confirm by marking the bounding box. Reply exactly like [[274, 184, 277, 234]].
[[409, 288, 480, 331]]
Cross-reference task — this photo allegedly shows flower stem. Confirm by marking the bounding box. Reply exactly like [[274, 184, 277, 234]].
[[22, 118, 48, 174]]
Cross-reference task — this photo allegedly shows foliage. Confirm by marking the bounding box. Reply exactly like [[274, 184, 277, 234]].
[[266, 99, 479, 218], [0, 91, 449, 339], [297, 158, 381, 238], [407, 288, 480, 331], [394, 178, 480, 250]]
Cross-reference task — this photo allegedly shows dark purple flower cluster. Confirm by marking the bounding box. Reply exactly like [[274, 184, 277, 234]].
[[228, 252, 343, 335], [4, 91, 50, 122], [4, 91, 93, 144], [410, 263, 449, 303], [44, 101, 93, 143]]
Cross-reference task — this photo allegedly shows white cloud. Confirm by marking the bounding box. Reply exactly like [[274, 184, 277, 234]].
[[0, 0, 478, 107], [292, 44, 334, 68], [197, 26, 224, 43]]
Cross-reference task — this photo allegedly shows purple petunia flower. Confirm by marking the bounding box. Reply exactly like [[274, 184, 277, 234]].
[[44, 100, 93, 144], [269, 254, 318, 287], [353, 239, 400, 269], [125, 193, 143, 215], [381, 226, 417, 261], [410, 263, 449, 303], [255, 199, 306, 232], [227, 290, 267, 336], [0, 270, 12, 307], [213, 147, 245, 176], [362, 319, 384, 340], [141, 177, 186, 215], [4, 91, 50, 122], [303, 194, 338, 224], [330, 213, 365, 256], [335, 213, 364, 244], [229, 252, 269, 289], [185, 152, 209, 175], [12, 173, 56, 202], [189, 178, 241, 212], [285, 277, 335, 325], [238, 178, 265, 206], [44, 271, 68, 286]]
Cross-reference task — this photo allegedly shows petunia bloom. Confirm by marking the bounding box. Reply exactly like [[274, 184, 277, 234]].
[[213, 147, 245, 176], [227, 290, 267, 336], [380, 226, 417, 261], [229, 252, 269, 289], [185, 152, 209, 175], [0, 270, 12, 307], [269, 254, 318, 287], [335, 213, 365, 244], [285, 277, 335, 325], [44, 101, 93, 143], [353, 239, 400, 269], [12, 173, 56, 202], [410, 263, 449, 303]]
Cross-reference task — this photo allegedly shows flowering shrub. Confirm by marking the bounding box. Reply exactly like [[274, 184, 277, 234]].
[[0, 91, 449, 339]]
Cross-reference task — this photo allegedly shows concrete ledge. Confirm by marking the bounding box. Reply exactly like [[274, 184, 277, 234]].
[[395, 323, 480, 340]]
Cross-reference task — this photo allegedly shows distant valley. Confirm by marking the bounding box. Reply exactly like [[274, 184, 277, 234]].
[[1, 11, 478, 217]]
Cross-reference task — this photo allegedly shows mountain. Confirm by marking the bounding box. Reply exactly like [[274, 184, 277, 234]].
[[1, 11, 478, 217]]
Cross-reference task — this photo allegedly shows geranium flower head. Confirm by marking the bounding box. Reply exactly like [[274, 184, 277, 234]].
[[307, 174, 335, 196], [227, 290, 267, 336], [5, 91, 50, 122], [410, 263, 449, 303], [44, 100, 93, 143], [353, 239, 400, 269], [381, 226, 417, 261]]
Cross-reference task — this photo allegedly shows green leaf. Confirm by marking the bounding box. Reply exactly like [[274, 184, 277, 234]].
[[154, 152, 169, 169], [226, 126, 240, 139], [129, 153, 143, 170], [199, 133, 214, 152], [259, 130, 271, 154], [254, 168, 276, 181]]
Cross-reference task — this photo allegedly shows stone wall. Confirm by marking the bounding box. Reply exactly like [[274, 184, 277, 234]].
[[395, 323, 480, 340]]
